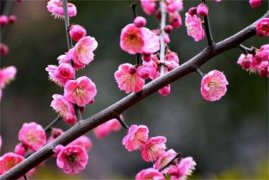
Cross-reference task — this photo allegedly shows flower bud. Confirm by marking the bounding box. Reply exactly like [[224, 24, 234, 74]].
[[0, 43, 9, 56], [8, 15, 17, 24], [69, 24, 87, 42], [134, 16, 147, 28], [0, 15, 8, 26], [197, 3, 209, 17]]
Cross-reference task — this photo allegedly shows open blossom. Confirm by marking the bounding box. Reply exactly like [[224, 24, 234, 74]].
[[140, 0, 157, 15], [122, 124, 149, 151], [256, 18, 269, 36], [153, 149, 177, 171], [237, 53, 255, 71], [46, 63, 75, 86], [72, 36, 98, 69], [18, 122, 46, 152], [249, 0, 263, 8], [141, 136, 167, 162], [165, 51, 180, 70], [185, 12, 205, 41], [69, 24, 87, 42], [114, 63, 145, 93], [64, 76, 97, 107], [120, 24, 159, 55], [69, 135, 92, 152], [0, 152, 24, 175], [57, 50, 73, 64], [164, 0, 183, 13], [47, 0, 77, 19], [94, 118, 122, 139], [51, 94, 77, 125], [167, 157, 196, 180], [200, 70, 229, 102], [0, 66, 17, 88], [56, 145, 88, 175], [135, 168, 165, 180]]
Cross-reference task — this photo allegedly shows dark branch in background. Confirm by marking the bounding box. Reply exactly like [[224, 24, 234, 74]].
[[239, 44, 256, 54], [159, 153, 182, 172], [202, 0, 215, 47], [1, 10, 268, 180]]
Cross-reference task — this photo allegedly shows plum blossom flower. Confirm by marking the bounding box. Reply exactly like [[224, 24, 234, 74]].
[[140, 136, 167, 162], [0, 66, 17, 88], [122, 124, 149, 151], [164, 51, 180, 70], [197, 3, 208, 17], [72, 36, 98, 69], [256, 18, 269, 36], [48, 128, 64, 143], [237, 53, 255, 71], [135, 168, 165, 180], [153, 149, 177, 172], [69, 136, 92, 152], [249, 0, 263, 8], [114, 63, 145, 93], [0, 152, 24, 175], [47, 0, 77, 19], [200, 70, 229, 102], [18, 122, 46, 152], [14, 143, 27, 156], [56, 145, 88, 175], [134, 16, 147, 28], [64, 76, 97, 107], [93, 118, 122, 139], [185, 12, 205, 41], [0, 43, 9, 56], [120, 24, 159, 55], [46, 63, 75, 86], [168, 11, 182, 29], [69, 24, 87, 42], [164, 0, 183, 13], [140, 0, 157, 15], [158, 84, 171, 96], [0, 15, 8, 26], [167, 157, 196, 180], [51, 94, 77, 125]]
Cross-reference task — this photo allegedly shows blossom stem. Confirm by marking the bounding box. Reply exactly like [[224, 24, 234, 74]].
[[202, 0, 215, 47], [116, 116, 129, 129], [44, 115, 61, 132], [159, 0, 167, 76], [75, 105, 82, 120], [23, 174, 28, 180], [239, 44, 256, 54], [159, 153, 182, 172], [196, 68, 204, 77]]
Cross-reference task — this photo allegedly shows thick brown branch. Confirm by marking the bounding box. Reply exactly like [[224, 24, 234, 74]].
[[1, 10, 268, 180]]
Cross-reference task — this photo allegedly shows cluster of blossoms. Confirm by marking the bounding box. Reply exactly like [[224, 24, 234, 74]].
[[122, 124, 196, 180], [115, 0, 183, 96], [46, 0, 98, 125], [0, 66, 17, 101]]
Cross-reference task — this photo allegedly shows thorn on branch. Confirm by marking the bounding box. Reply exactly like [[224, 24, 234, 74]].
[[116, 116, 129, 129]]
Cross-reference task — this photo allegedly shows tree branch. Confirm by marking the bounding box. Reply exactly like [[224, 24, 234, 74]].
[[1, 10, 268, 180]]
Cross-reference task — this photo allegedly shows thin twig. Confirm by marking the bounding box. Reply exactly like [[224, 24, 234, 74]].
[[196, 68, 204, 77], [44, 116, 61, 132], [1, 10, 268, 180], [239, 44, 256, 54]]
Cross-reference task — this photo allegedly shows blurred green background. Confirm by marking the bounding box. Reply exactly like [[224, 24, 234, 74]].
[[0, 0, 268, 179]]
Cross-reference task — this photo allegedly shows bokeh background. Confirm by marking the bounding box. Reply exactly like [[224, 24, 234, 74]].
[[0, 0, 268, 179]]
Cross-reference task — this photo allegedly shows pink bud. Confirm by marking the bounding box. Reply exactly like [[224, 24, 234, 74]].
[[69, 24, 87, 42], [256, 18, 269, 36], [14, 143, 27, 156], [164, 25, 173, 33], [188, 7, 197, 16], [249, 0, 263, 8], [142, 54, 151, 62], [134, 16, 147, 28], [0, 43, 9, 56], [8, 15, 17, 24], [197, 3, 208, 16], [0, 15, 8, 26]]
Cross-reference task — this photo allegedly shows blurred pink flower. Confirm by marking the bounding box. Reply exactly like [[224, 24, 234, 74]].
[[168, 11, 182, 29], [185, 12, 205, 41], [153, 149, 177, 172], [249, 0, 263, 8], [69, 24, 87, 42], [136, 168, 165, 180], [200, 70, 228, 102], [158, 84, 171, 96], [94, 118, 122, 139], [140, 0, 157, 15], [0, 66, 17, 88], [69, 135, 92, 152], [0, 43, 9, 56], [0, 152, 24, 175], [256, 18, 269, 36], [14, 143, 27, 156], [164, 0, 183, 13], [47, 0, 77, 19], [48, 128, 64, 143], [64, 76, 97, 107]]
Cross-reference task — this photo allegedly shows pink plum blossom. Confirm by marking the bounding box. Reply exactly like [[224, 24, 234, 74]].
[[140, 136, 167, 162], [114, 63, 145, 93], [57, 50, 73, 64], [140, 0, 157, 15], [122, 124, 149, 151], [134, 16, 147, 28], [256, 18, 269, 36], [8, 15, 17, 24], [64, 76, 97, 107], [185, 12, 205, 41], [48, 128, 64, 143], [14, 143, 27, 156], [46, 63, 75, 87], [168, 12, 182, 29], [0, 43, 9, 56], [153, 149, 177, 172], [197, 3, 208, 17], [51, 94, 77, 125], [47, 0, 77, 19], [165, 51, 180, 70], [249, 0, 263, 8], [18, 122, 46, 152], [158, 84, 171, 96], [69, 24, 87, 42], [0, 66, 17, 88], [0, 152, 24, 175], [200, 70, 229, 102], [164, 0, 183, 13], [56, 145, 88, 175], [94, 118, 122, 139], [69, 135, 92, 152], [72, 36, 98, 69], [120, 24, 159, 55], [135, 168, 165, 180], [0, 15, 8, 26], [237, 53, 255, 71], [167, 157, 196, 180]]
